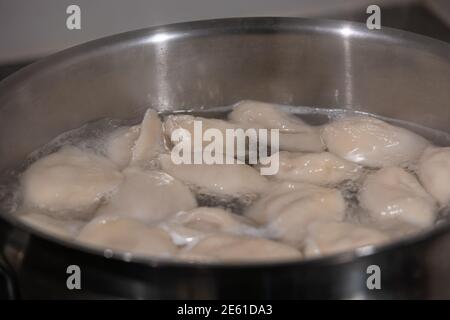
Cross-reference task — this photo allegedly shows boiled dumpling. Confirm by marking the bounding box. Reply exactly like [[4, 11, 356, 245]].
[[260, 151, 361, 185], [105, 109, 165, 169], [104, 125, 140, 169], [104, 109, 165, 169], [278, 132, 325, 153], [417, 146, 450, 207], [20, 146, 123, 216], [365, 216, 421, 238], [131, 108, 166, 165], [321, 116, 429, 167], [97, 166, 197, 224], [19, 212, 84, 239], [245, 182, 346, 245], [359, 167, 437, 227], [303, 221, 390, 257], [158, 153, 269, 196], [162, 207, 258, 245], [229, 100, 309, 131], [164, 114, 239, 154], [228, 100, 325, 152], [178, 234, 301, 262], [77, 217, 177, 257]]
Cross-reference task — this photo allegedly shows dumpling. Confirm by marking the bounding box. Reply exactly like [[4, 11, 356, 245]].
[[158, 153, 269, 196], [321, 116, 429, 167], [229, 100, 308, 132], [104, 125, 140, 169], [260, 151, 361, 185], [20, 146, 123, 216], [278, 132, 325, 153], [178, 234, 301, 262], [164, 114, 239, 153], [77, 217, 177, 257], [245, 182, 346, 245], [417, 146, 450, 207], [303, 221, 390, 257], [228, 100, 325, 152], [97, 167, 197, 224], [19, 212, 84, 239], [104, 109, 165, 169], [365, 216, 421, 239], [131, 108, 166, 165], [161, 207, 258, 245], [359, 167, 437, 227]]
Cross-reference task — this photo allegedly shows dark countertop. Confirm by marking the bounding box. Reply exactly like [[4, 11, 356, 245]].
[[0, 2, 448, 82]]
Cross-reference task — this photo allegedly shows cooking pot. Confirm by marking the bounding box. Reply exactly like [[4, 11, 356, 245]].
[[0, 17, 449, 299]]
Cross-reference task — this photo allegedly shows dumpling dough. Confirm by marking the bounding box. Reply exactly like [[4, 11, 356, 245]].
[[164, 114, 239, 153], [19, 212, 84, 239], [261, 151, 361, 185], [417, 146, 450, 207], [162, 207, 258, 245], [228, 100, 325, 152], [77, 217, 177, 257], [104, 109, 165, 169], [304, 221, 390, 257], [97, 167, 197, 224], [20, 146, 123, 215], [245, 182, 346, 245], [131, 109, 166, 165], [179, 234, 301, 262], [321, 116, 429, 167], [158, 153, 269, 196], [359, 167, 437, 227], [105, 125, 140, 169]]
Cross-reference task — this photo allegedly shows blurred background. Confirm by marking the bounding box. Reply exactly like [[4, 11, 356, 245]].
[[0, 0, 449, 75]]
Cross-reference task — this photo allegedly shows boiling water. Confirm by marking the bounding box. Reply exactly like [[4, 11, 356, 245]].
[[1, 105, 449, 252]]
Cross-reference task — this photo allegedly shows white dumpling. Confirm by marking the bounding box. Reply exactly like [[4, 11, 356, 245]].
[[278, 132, 325, 153], [105, 109, 165, 169], [97, 167, 197, 224], [417, 146, 450, 207], [77, 217, 177, 257], [131, 109, 166, 165], [366, 216, 421, 239], [261, 151, 361, 185], [229, 100, 311, 132], [245, 182, 346, 245], [321, 116, 429, 167], [304, 221, 390, 257], [164, 114, 239, 153], [19, 212, 84, 239], [158, 153, 269, 196], [161, 207, 258, 245], [228, 100, 325, 152], [21, 146, 123, 216], [359, 167, 437, 227], [104, 125, 140, 169], [178, 234, 301, 262]]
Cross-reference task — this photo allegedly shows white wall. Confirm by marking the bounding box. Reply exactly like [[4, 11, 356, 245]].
[[0, 0, 413, 63]]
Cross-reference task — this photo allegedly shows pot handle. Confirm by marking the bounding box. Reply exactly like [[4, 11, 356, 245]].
[[0, 253, 17, 300]]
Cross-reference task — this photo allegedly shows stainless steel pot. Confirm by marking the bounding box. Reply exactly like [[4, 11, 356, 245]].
[[0, 17, 449, 299]]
